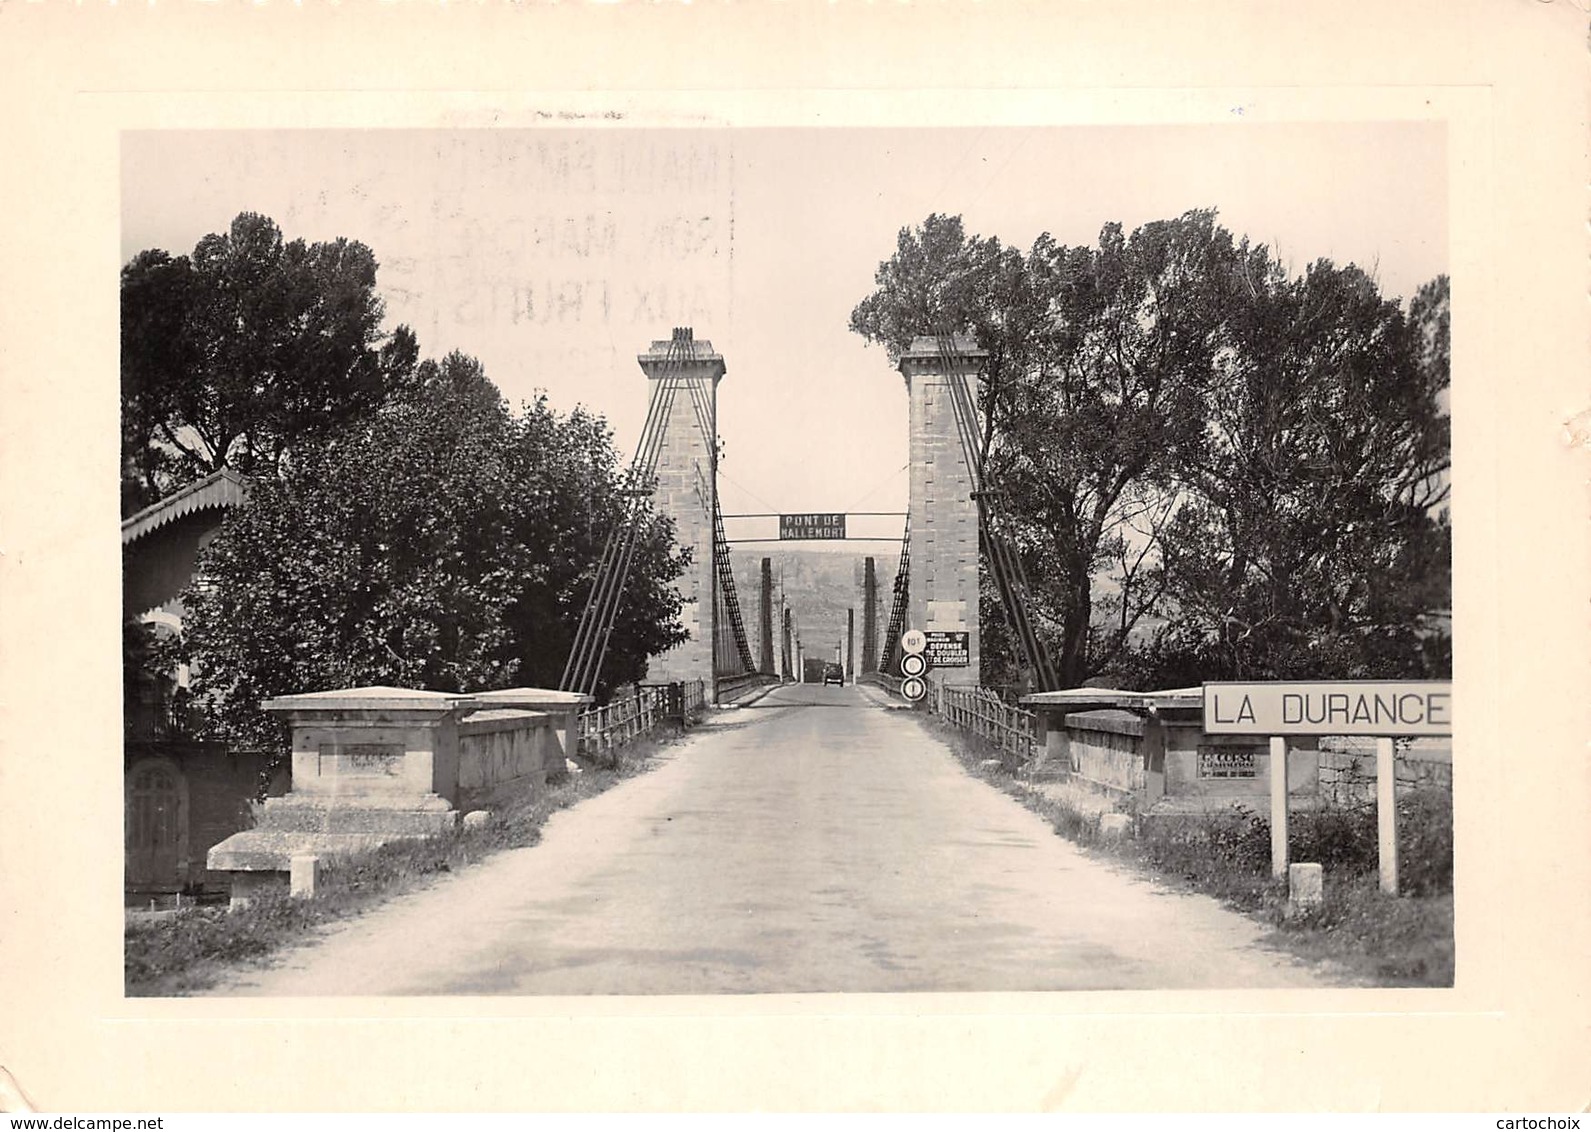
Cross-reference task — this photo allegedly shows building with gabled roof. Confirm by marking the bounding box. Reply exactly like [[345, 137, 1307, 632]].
[[123, 467, 250, 625], [122, 468, 286, 898]]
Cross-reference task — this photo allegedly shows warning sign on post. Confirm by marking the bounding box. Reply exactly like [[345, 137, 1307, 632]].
[[923, 631, 970, 668]]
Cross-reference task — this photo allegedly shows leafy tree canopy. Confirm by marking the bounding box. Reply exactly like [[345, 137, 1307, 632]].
[[851, 211, 1450, 687], [1148, 266, 1450, 683], [121, 212, 414, 515], [171, 358, 690, 751], [125, 214, 694, 749]]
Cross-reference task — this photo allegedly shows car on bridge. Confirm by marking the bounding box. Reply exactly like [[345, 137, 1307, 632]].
[[823, 665, 844, 686]]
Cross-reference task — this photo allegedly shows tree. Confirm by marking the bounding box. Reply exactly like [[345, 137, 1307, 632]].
[[851, 211, 1237, 686], [986, 215, 1242, 686], [172, 358, 690, 752], [1145, 266, 1451, 682], [495, 401, 693, 693], [120, 248, 200, 515], [851, 212, 1452, 688], [121, 212, 412, 513]]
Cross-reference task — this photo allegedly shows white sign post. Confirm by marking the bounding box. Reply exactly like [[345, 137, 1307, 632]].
[[1203, 681, 1452, 895], [1269, 735, 1288, 881], [1376, 736, 1397, 894]]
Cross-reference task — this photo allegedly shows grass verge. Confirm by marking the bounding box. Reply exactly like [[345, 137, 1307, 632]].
[[125, 726, 686, 997], [926, 716, 1454, 987]]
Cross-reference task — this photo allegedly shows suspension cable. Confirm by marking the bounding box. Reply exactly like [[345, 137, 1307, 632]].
[[933, 332, 1060, 691], [878, 512, 911, 676], [562, 330, 693, 694]]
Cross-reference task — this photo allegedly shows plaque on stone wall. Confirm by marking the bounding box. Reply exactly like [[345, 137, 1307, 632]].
[[1197, 747, 1258, 779], [317, 743, 405, 777]]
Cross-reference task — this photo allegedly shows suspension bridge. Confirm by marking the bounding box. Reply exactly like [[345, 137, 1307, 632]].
[[198, 322, 1444, 992], [199, 325, 1435, 998], [558, 326, 1059, 703]]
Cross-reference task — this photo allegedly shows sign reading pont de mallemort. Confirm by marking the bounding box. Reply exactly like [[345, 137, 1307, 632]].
[[1202, 681, 1453, 736], [779, 513, 846, 540]]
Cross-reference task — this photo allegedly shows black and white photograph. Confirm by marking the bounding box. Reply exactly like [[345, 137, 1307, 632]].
[[2, 1, 1587, 1116], [119, 124, 1455, 996]]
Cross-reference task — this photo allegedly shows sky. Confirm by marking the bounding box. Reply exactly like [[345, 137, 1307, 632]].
[[121, 125, 1447, 550]]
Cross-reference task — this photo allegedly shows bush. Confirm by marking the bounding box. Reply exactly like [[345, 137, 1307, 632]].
[[1134, 786, 1453, 900], [1142, 806, 1270, 873], [1290, 786, 1452, 896], [1395, 787, 1453, 896], [1136, 806, 1276, 910], [1291, 799, 1379, 876], [1291, 875, 1454, 985]]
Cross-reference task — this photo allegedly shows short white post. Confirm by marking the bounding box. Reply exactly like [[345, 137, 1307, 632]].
[[290, 854, 323, 900], [1287, 862, 1325, 918], [1270, 735, 1289, 878], [1377, 736, 1399, 895]]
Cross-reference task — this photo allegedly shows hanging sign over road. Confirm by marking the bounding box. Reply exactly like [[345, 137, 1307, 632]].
[[923, 631, 970, 668], [1202, 681, 1454, 736], [779, 513, 847, 540]]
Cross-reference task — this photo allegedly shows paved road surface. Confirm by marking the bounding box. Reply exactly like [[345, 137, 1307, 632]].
[[213, 683, 1335, 995]]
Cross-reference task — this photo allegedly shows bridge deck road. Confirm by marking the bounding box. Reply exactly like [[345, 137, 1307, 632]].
[[214, 683, 1334, 995]]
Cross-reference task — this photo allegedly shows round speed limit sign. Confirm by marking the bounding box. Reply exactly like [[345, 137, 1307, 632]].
[[900, 629, 926, 655], [899, 652, 928, 678], [900, 676, 927, 701]]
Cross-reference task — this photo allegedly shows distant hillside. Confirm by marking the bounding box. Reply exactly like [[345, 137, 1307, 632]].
[[722, 547, 1164, 671], [730, 548, 900, 661]]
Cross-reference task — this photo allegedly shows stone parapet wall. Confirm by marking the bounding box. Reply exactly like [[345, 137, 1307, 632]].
[[1160, 720, 1318, 808], [1063, 711, 1146, 796], [457, 709, 560, 811], [209, 685, 589, 899], [1318, 738, 1453, 804], [1025, 687, 1453, 824]]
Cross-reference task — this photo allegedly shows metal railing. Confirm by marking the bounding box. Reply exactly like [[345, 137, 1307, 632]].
[[578, 687, 663, 759], [126, 691, 206, 744], [858, 671, 904, 697], [715, 671, 780, 701], [930, 680, 1039, 769], [577, 679, 706, 760]]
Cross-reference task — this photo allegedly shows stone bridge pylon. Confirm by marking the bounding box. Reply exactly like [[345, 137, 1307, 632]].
[[898, 334, 983, 686], [632, 329, 989, 693], [637, 329, 724, 687]]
